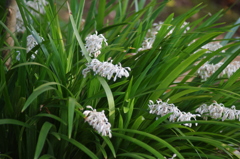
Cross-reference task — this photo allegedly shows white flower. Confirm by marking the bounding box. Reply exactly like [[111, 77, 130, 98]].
[[16, 8, 25, 33], [85, 31, 108, 57], [177, 112, 200, 127], [148, 99, 199, 127], [137, 38, 154, 52], [16, 34, 44, 61], [27, 35, 38, 53], [16, 51, 21, 61], [26, 0, 48, 15], [195, 104, 208, 115], [164, 154, 177, 159], [208, 102, 225, 119], [138, 21, 189, 52], [191, 41, 225, 57], [16, 0, 48, 33], [171, 154, 177, 159], [181, 21, 191, 33], [82, 59, 131, 81], [196, 101, 240, 121], [201, 42, 225, 53], [83, 106, 112, 138], [197, 61, 240, 81]]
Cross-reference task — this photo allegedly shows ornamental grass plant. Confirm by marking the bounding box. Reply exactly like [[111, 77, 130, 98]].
[[1, 0, 240, 158]]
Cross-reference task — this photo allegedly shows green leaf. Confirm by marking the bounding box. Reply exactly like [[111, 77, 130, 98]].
[[124, 98, 135, 128], [221, 18, 240, 46], [113, 132, 165, 159], [98, 23, 128, 34], [68, 97, 76, 138], [131, 115, 145, 130], [118, 152, 156, 159], [113, 129, 184, 159], [102, 136, 116, 158], [97, 0, 106, 29], [95, 141, 108, 159], [54, 133, 98, 159], [145, 113, 172, 133], [67, 2, 91, 62], [0, 119, 30, 128], [117, 153, 145, 159], [169, 89, 201, 102], [150, 49, 207, 100], [39, 154, 55, 159], [168, 136, 239, 158], [34, 122, 53, 159], [97, 76, 115, 126], [22, 82, 58, 112], [34, 113, 67, 125]]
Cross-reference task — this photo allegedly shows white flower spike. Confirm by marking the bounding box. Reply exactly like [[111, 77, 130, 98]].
[[16, 34, 44, 61], [196, 101, 240, 121], [138, 21, 190, 52], [26, 0, 48, 16], [16, 0, 49, 33], [201, 42, 225, 53], [197, 61, 240, 81], [85, 31, 108, 58], [83, 106, 112, 138], [82, 59, 131, 81], [148, 99, 200, 127]]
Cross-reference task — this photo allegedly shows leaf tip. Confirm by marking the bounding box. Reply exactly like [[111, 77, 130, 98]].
[[67, 1, 72, 15]]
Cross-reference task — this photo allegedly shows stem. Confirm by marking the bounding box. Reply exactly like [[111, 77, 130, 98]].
[[2, 0, 17, 69]]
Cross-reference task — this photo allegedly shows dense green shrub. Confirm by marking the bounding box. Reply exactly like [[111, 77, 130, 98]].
[[1, 0, 240, 158]]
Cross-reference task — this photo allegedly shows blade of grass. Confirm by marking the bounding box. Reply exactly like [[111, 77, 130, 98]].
[[101, 136, 116, 158], [149, 49, 207, 100], [67, 2, 91, 62], [221, 18, 240, 46], [38, 154, 55, 159], [34, 113, 67, 125], [113, 129, 184, 159], [54, 133, 99, 159], [34, 122, 53, 159], [68, 97, 76, 138], [97, 76, 115, 126], [0, 119, 30, 128], [97, 0, 106, 30], [113, 132, 166, 159], [117, 153, 145, 159], [21, 82, 59, 112]]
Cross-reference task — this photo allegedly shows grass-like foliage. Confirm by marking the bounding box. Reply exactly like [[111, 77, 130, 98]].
[[1, 0, 240, 158]]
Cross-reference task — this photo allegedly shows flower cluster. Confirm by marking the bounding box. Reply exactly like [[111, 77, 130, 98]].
[[82, 59, 131, 81], [84, 32, 108, 58], [16, 0, 48, 33], [191, 40, 225, 55], [138, 21, 190, 52], [27, 34, 44, 53], [148, 99, 200, 127], [137, 38, 155, 52], [197, 61, 240, 81], [201, 42, 225, 53], [196, 101, 240, 121], [82, 32, 131, 81], [26, 0, 48, 15], [16, 34, 44, 61], [83, 106, 112, 138], [147, 21, 189, 38]]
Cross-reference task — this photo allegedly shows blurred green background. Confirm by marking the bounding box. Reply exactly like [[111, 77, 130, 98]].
[[56, 0, 240, 36], [160, 0, 240, 36]]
